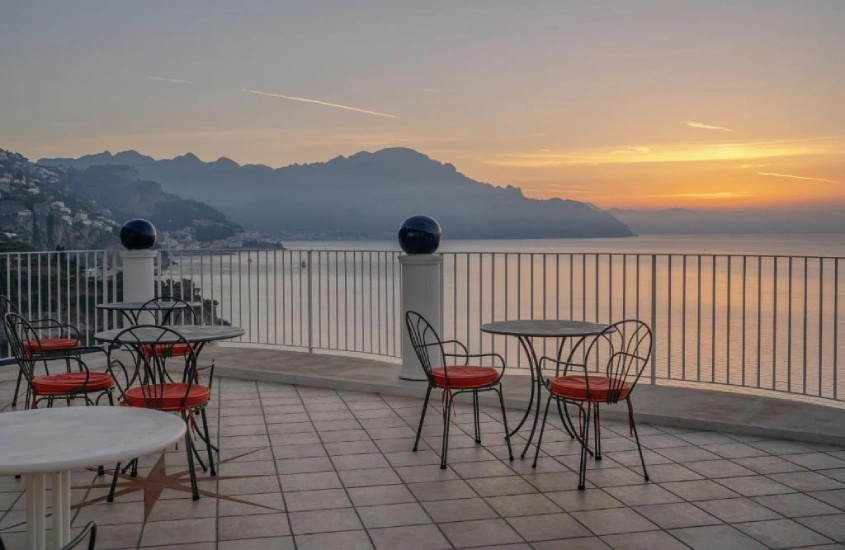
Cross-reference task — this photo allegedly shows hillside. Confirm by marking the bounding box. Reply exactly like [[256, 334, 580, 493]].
[[0, 148, 242, 251], [41, 148, 633, 240], [0, 149, 119, 250], [66, 165, 242, 242]]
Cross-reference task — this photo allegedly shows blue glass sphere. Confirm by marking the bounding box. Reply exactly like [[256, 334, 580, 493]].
[[120, 219, 157, 250], [398, 215, 442, 254]]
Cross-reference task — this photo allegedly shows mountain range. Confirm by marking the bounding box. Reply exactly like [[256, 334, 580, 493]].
[[40, 148, 633, 240], [1, 148, 241, 251], [610, 207, 845, 235]]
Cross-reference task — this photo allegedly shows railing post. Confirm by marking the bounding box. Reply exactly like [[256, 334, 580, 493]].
[[650, 254, 657, 385], [399, 253, 442, 381], [307, 250, 313, 353], [121, 249, 157, 324]]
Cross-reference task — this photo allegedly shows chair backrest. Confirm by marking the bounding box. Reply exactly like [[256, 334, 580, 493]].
[[404, 311, 444, 383], [3, 312, 46, 384], [581, 319, 652, 402], [61, 521, 97, 550], [140, 297, 198, 326], [0, 295, 19, 318], [106, 325, 199, 409]]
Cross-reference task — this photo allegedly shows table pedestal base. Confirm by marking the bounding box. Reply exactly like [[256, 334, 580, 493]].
[[25, 471, 71, 550]]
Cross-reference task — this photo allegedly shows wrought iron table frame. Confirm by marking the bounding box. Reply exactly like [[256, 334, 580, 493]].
[[480, 320, 612, 458]]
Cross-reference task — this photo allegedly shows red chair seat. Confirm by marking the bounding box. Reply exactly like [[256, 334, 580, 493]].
[[23, 338, 80, 356], [123, 383, 210, 410], [549, 375, 630, 402], [139, 343, 197, 358], [31, 372, 115, 395], [431, 366, 499, 389]]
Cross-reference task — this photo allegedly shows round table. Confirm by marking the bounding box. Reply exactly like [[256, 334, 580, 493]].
[[0, 407, 186, 550], [97, 301, 203, 325], [94, 325, 245, 346], [480, 320, 611, 458]]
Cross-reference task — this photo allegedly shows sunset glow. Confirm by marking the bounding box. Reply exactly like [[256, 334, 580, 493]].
[[1, 1, 843, 211]]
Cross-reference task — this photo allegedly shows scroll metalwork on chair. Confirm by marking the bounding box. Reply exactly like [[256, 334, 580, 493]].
[[4, 312, 116, 410], [1, 294, 85, 408], [105, 325, 216, 501], [405, 310, 513, 468], [140, 296, 199, 326], [532, 319, 652, 490], [138, 297, 201, 360]]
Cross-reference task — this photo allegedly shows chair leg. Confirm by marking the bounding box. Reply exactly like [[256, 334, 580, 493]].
[[107, 463, 120, 502], [200, 407, 216, 476], [495, 386, 514, 461], [182, 412, 200, 500], [578, 403, 591, 490], [472, 390, 481, 444], [532, 395, 553, 468], [11, 368, 24, 407], [440, 390, 452, 469], [627, 398, 649, 481], [593, 403, 602, 460], [413, 386, 432, 452]]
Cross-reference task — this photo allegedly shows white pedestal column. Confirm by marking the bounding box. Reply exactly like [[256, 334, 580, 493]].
[[121, 249, 157, 324], [399, 254, 442, 381]]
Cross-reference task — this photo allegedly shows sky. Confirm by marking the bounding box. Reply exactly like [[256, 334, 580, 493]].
[[1, 0, 843, 210]]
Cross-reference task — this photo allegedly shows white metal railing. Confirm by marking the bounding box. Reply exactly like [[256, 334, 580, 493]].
[[158, 249, 402, 358], [0, 250, 122, 352], [442, 252, 844, 403], [2, 248, 843, 403]]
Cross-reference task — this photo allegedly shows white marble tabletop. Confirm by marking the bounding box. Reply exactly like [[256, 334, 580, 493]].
[[0, 407, 186, 475]]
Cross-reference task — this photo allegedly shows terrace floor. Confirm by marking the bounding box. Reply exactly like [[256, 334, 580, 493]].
[[2, 372, 845, 549]]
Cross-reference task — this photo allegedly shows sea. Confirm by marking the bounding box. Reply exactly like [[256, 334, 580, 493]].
[[163, 234, 845, 402]]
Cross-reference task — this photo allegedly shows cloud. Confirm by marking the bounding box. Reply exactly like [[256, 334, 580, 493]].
[[529, 132, 546, 137], [684, 121, 732, 132], [610, 146, 652, 155], [148, 76, 195, 85], [242, 88, 396, 119], [757, 172, 838, 184], [661, 191, 750, 199], [736, 163, 767, 169], [483, 137, 845, 168]]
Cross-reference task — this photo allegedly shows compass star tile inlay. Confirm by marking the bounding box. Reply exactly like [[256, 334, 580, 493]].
[[74, 448, 281, 520]]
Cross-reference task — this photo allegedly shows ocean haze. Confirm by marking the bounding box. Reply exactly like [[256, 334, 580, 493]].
[[610, 207, 845, 235]]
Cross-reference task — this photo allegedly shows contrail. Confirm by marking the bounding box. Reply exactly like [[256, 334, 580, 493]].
[[684, 121, 732, 131], [757, 172, 838, 184], [242, 88, 396, 119], [148, 76, 195, 84]]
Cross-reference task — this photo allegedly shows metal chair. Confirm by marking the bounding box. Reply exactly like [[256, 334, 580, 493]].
[[139, 296, 199, 326], [105, 325, 215, 501], [405, 311, 513, 468], [139, 297, 215, 385], [61, 521, 98, 550], [4, 312, 115, 409], [137, 297, 199, 359], [532, 319, 652, 489], [1, 294, 84, 407]]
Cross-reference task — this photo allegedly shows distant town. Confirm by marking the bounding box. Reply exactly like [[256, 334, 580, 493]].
[[0, 149, 284, 252]]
